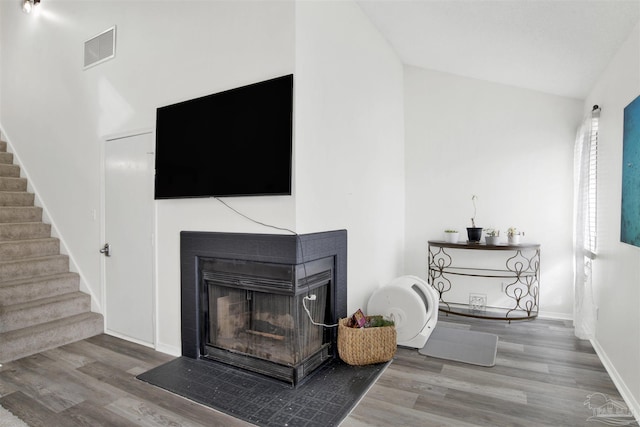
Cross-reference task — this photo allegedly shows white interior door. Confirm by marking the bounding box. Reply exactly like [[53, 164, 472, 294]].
[[104, 132, 155, 345]]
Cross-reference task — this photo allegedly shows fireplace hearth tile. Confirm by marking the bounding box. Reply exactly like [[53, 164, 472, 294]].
[[137, 356, 389, 427]]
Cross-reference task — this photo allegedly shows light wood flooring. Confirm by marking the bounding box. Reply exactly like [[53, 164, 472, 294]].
[[0, 316, 632, 426]]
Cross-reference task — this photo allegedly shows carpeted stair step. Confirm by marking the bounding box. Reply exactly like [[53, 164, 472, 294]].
[[0, 222, 51, 241], [0, 237, 60, 261], [0, 272, 79, 306], [0, 312, 104, 363], [0, 206, 43, 223], [0, 191, 34, 207], [0, 254, 69, 282], [0, 140, 104, 362], [0, 291, 91, 333], [0, 164, 21, 178], [0, 151, 13, 164], [0, 176, 28, 191]]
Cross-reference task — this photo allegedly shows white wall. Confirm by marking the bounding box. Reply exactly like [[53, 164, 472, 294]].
[[0, 1, 295, 353], [404, 66, 583, 318], [294, 1, 405, 313], [584, 22, 640, 415]]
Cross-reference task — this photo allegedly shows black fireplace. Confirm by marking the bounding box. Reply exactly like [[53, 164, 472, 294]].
[[180, 230, 347, 385]]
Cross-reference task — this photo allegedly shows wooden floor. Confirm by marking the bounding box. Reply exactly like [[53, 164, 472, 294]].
[[0, 316, 631, 426]]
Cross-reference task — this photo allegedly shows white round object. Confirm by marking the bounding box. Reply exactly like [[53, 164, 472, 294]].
[[367, 276, 433, 344]]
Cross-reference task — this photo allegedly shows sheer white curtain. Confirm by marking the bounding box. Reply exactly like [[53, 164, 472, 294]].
[[573, 106, 600, 340]]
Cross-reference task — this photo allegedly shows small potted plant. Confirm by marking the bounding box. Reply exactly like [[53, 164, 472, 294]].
[[484, 228, 500, 245], [467, 195, 483, 243], [444, 229, 459, 243], [507, 227, 524, 245]]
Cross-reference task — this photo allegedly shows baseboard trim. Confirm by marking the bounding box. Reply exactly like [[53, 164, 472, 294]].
[[154, 342, 181, 357], [537, 310, 573, 320], [104, 332, 180, 357], [105, 329, 154, 349], [590, 337, 640, 424]]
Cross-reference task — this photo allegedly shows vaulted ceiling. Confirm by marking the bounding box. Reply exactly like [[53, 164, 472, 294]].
[[357, 0, 640, 99]]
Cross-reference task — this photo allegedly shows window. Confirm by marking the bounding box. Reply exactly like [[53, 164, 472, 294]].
[[575, 108, 600, 259], [573, 106, 599, 340]]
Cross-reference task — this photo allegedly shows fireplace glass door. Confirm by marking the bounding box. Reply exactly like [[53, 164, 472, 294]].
[[207, 284, 328, 366], [201, 257, 334, 384]]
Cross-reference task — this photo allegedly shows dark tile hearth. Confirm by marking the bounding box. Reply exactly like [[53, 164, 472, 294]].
[[137, 356, 389, 427], [162, 230, 361, 425]]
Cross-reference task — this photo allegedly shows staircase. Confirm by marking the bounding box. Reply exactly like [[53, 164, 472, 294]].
[[0, 140, 103, 363]]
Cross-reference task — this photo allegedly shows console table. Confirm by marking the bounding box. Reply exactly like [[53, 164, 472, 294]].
[[428, 240, 540, 321]]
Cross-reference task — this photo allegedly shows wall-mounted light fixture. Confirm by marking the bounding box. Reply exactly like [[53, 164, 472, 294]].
[[22, 0, 40, 14]]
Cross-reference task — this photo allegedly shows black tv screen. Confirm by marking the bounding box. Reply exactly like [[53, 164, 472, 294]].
[[154, 74, 293, 199]]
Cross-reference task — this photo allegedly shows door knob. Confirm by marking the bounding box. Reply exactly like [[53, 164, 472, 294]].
[[100, 243, 111, 257]]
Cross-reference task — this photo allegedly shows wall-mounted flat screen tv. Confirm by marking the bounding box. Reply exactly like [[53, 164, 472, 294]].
[[154, 74, 293, 199]]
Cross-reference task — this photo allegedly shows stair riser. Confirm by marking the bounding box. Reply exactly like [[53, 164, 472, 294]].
[[0, 239, 60, 261], [0, 313, 104, 363], [0, 164, 20, 178], [0, 192, 34, 207], [0, 256, 68, 282], [0, 223, 51, 240], [0, 294, 91, 333], [0, 177, 28, 192], [0, 152, 13, 164], [0, 207, 43, 223], [0, 274, 79, 306]]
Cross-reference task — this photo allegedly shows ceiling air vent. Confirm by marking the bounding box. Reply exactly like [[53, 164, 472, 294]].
[[84, 26, 116, 69]]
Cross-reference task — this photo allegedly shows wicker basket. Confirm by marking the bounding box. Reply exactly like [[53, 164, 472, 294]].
[[337, 317, 397, 366]]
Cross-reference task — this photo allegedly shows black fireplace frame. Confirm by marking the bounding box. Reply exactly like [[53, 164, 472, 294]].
[[180, 230, 348, 372]]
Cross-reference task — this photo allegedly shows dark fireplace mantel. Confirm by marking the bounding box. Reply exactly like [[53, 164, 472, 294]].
[[180, 230, 347, 368]]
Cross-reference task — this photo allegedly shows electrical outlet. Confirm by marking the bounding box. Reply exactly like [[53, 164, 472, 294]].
[[469, 293, 487, 311]]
